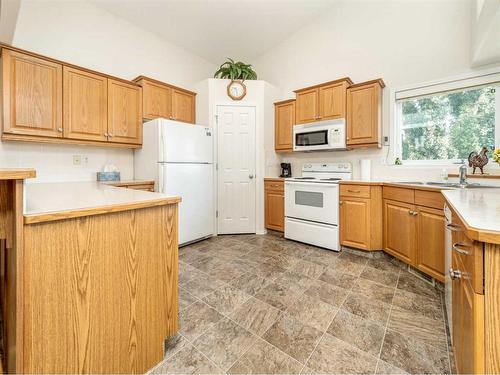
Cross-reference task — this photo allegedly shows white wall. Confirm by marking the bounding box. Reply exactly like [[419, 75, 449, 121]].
[[253, 0, 498, 180], [1, 0, 216, 182]]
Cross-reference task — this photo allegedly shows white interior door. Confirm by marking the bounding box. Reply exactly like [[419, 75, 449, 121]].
[[217, 105, 256, 234]]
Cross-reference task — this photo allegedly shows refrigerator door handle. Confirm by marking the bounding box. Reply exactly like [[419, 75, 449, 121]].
[[158, 165, 164, 193]]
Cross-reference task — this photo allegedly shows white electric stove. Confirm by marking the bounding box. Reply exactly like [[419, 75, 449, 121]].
[[284, 163, 352, 251]]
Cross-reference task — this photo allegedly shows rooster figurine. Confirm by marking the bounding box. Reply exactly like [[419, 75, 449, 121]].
[[468, 146, 489, 174]]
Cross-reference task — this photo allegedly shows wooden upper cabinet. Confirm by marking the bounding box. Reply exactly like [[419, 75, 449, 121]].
[[416, 206, 446, 282], [2, 49, 63, 138], [347, 79, 384, 148], [295, 78, 352, 125], [63, 66, 107, 141], [295, 88, 318, 124], [383, 199, 416, 265], [107, 79, 142, 145], [318, 81, 349, 120], [274, 99, 295, 152], [172, 89, 195, 123], [134, 76, 196, 124], [142, 79, 171, 120]]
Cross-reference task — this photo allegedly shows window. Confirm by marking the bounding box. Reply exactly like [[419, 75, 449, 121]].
[[394, 72, 500, 163]]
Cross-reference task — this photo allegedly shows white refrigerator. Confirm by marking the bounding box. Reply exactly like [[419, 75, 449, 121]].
[[134, 119, 214, 245]]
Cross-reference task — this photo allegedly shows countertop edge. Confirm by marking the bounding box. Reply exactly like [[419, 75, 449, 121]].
[[24, 196, 181, 225], [0, 168, 36, 180], [442, 191, 500, 245]]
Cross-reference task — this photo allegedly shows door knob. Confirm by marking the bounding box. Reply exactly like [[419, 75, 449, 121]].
[[249, 174, 254, 179], [449, 268, 462, 280]]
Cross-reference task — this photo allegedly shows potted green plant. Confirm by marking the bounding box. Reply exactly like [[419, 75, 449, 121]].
[[214, 58, 258, 100], [213, 58, 257, 80]]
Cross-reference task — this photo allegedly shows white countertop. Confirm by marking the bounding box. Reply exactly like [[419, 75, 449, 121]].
[[24, 181, 179, 219], [442, 188, 500, 242]]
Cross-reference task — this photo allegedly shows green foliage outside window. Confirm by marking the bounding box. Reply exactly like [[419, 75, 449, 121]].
[[401, 86, 496, 161]]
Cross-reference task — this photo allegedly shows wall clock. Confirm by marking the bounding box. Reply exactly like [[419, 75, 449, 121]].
[[227, 80, 247, 100]]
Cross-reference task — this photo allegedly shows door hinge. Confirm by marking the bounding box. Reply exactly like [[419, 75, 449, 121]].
[[216, 210, 218, 218], [216, 163, 218, 171], [215, 114, 219, 124]]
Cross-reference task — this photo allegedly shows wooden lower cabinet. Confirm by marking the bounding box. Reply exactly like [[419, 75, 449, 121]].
[[416, 206, 446, 281], [451, 251, 485, 374], [383, 199, 416, 264], [383, 186, 446, 281], [339, 184, 382, 251], [264, 179, 284, 232]]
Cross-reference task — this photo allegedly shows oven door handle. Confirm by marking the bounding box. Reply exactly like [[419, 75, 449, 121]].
[[285, 181, 339, 188]]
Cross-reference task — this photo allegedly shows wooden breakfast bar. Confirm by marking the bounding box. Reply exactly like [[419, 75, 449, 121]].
[[0, 170, 181, 374]]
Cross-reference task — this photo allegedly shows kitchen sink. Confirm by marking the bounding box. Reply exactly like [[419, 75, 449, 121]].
[[395, 181, 499, 189]]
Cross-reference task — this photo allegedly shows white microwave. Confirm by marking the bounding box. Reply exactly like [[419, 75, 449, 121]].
[[293, 119, 346, 152]]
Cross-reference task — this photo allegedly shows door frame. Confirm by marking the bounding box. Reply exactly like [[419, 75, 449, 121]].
[[215, 103, 259, 235]]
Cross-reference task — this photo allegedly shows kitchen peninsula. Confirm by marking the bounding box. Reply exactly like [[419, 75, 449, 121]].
[[0, 171, 180, 374]]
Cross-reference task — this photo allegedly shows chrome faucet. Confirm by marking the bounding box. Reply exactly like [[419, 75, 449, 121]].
[[459, 164, 468, 186]]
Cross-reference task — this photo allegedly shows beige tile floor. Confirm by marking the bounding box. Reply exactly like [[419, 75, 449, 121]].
[[151, 233, 453, 374]]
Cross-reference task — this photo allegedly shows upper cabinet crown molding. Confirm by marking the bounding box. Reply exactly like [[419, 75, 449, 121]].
[[293, 77, 354, 93], [133, 76, 196, 124]]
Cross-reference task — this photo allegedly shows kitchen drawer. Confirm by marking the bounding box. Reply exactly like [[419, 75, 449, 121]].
[[340, 184, 371, 198], [383, 186, 414, 204], [450, 212, 484, 294], [415, 190, 445, 210], [265, 180, 284, 192]]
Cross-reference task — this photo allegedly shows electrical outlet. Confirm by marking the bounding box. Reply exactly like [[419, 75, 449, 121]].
[[73, 155, 82, 165], [383, 136, 390, 146], [82, 156, 88, 164]]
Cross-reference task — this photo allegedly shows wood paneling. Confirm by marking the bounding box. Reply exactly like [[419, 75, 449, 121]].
[[172, 89, 195, 123], [416, 206, 445, 282], [346, 79, 384, 148], [107, 79, 142, 145], [318, 81, 347, 120], [22, 204, 179, 373], [383, 199, 416, 264], [274, 99, 295, 152], [264, 180, 284, 232], [295, 88, 318, 124], [2, 49, 62, 138], [142, 80, 171, 120], [63, 66, 107, 141]]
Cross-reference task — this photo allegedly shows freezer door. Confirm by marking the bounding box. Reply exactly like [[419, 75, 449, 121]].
[[160, 120, 213, 163], [161, 163, 214, 245]]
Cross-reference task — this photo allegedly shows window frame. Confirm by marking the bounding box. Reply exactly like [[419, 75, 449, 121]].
[[391, 68, 500, 166]]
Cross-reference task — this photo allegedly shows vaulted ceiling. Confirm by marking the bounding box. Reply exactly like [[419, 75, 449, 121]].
[[89, 0, 335, 65]]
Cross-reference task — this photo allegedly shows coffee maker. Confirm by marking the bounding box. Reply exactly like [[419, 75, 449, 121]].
[[280, 163, 292, 178]]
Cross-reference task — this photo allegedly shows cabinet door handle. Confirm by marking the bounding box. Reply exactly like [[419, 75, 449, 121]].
[[452, 242, 470, 256], [446, 223, 461, 232], [339, 201, 343, 205], [347, 189, 361, 193], [408, 210, 414, 215], [108, 133, 114, 138], [104, 132, 109, 137], [57, 127, 63, 132]]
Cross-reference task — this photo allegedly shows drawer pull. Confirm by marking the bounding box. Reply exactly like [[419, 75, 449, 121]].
[[408, 210, 418, 216], [452, 242, 470, 256], [347, 189, 361, 193], [449, 268, 462, 280], [446, 223, 462, 232]]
